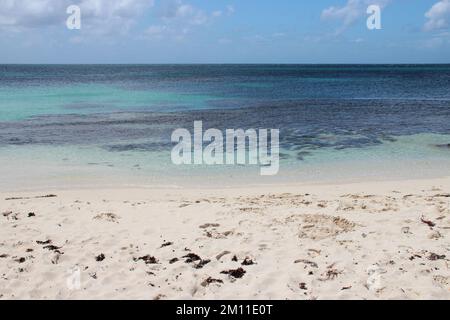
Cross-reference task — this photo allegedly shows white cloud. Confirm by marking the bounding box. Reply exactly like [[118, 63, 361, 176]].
[[0, 0, 155, 34], [80, 0, 155, 35], [0, 0, 67, 29], [0, 0, 232, 41], [424, 0, 450, 31], [321, 0, 362, 27], [321, 0, 389, 32], [146, 0, 229, 40], [0, 0, 232, 47], [159, 0, 217, 26]]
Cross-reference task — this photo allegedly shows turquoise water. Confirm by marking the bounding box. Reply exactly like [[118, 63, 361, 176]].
[[0, 133, 449, 191], [0, 65, 449, 190], [0, 84, 216, 121]]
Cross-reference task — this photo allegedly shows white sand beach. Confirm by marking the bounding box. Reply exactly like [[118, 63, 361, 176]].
[[1, 177, 449, 300]]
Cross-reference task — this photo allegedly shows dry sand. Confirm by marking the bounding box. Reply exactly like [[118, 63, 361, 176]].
[[0, 178, 449, 300]]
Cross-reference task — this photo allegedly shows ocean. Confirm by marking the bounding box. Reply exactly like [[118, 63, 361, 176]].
[[0, 64, 449, 190]]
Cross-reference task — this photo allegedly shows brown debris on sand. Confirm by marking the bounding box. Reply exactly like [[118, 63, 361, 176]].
[[421, 216, 436, 228], [428, 253, 446, 261], [2, 211, 18, 220], [320, 264, 343, 281], [294, 259, 318, 268], [181, 253, 210, 269], [96, 254, 106, 262], [201, 277, 224, 287], [5, 194, 56, 201], [134, 255, 158, 264], [36, 240, 62, 253], [182, 253, 201, 263], [200, 223, 220, 229], [43, 245, 61, 251], [2, 211, 12, 217], [221, 267, 246, 279], [433, 193, 450, 198], [39, 194, 57, 198], [242, 258, 255, 266], [194, 259, 211, 269], [93, 213, 120, 223], [341, 286, 352, 290], [160, 242, 173, 248], [205, 230, 234, 239], [36, 240, 52, 245], [42, 244, 64, 255]]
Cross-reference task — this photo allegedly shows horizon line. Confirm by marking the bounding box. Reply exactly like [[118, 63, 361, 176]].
[[2, 62, 450, 65]]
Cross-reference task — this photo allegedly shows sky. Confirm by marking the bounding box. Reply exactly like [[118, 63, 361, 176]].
[[0, 0, 450, 63]]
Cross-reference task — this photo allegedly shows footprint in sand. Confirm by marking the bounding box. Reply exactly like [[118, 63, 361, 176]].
[[289, 214, 356, 240], [93, 213, 120, 223]]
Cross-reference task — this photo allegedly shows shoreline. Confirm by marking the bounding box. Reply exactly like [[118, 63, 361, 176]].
[[1, 174, 450, 195]]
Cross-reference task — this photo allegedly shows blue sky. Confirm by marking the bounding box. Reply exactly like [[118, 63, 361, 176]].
[[1, 0, 450, 63]]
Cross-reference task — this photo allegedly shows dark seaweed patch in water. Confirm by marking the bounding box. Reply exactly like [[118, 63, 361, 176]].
[[435, 144, 450, 149], [63, 102, 110, 110], [104, 141, 172, 152], [6, 137, 34, 145]]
